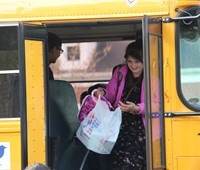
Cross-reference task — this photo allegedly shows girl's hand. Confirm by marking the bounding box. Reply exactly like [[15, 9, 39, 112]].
[[119, 101, 133, 112], [95, 87, 105, 97], [119, 101, 140, 113]]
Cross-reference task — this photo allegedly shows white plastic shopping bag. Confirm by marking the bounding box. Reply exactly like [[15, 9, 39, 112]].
[[76, 96, 122, 154], [78, 89, 112, 123]]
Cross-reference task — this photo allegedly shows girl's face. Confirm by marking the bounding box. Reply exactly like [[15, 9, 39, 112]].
[[126, 55, 143, 77]]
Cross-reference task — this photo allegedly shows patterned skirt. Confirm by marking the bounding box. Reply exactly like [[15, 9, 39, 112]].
[[109, 112, 146, 170]]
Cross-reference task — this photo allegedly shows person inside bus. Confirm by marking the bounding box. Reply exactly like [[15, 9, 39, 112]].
[[48, 32, 63, 80], [95, 38, 146, 170], [24, 163, 51, 170]]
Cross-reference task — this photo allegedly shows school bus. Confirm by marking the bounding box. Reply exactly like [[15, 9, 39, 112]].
[[0, 0, 200, 169]]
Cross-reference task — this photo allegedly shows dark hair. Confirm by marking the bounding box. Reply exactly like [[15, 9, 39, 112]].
[[112, 63, 124, 75], [124, 38, 143, 63], [80, 83, 107, 104], [123, 38, 143, 91], [48, 32, 62, 51]]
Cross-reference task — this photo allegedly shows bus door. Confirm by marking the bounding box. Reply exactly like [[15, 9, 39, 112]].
[[19, 23, 48, 169], [143, 16, 165, 170], [20, 23, 88, 170]]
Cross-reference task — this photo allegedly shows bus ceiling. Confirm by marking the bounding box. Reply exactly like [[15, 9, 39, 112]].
[[46, 20, 142, 43]]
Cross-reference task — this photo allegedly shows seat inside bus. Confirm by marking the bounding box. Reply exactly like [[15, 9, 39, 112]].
[[48, 80, 88, 170]]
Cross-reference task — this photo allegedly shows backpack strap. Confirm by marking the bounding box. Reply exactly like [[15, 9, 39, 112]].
[[116, 64, 124, 94], [117, 69, 122, 90]]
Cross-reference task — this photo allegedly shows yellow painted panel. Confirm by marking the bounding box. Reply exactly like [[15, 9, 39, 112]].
[[166, 117, 200, 170], [172, 119, 200, 156], [25, 40, 46, 165], [1, 0, 200, 22], [162, 14, 193, 113], [163, 21, 173, 112], [165, 118, 173, 170], [177, 157, 200, 170], [0, 118, 20, 133], [0, 0, 170, 21], [0, 119, 21, 170]]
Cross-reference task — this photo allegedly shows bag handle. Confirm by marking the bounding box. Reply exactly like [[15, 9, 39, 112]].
[[91, 89, 98, 97], [91, 89, 113, 110]]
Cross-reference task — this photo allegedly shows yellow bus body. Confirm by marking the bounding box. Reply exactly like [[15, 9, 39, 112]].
[[0, 0, 169, 21], [0, 0, 200, 170], [0, 119, 21, 169], [25, 40, 46, 164]]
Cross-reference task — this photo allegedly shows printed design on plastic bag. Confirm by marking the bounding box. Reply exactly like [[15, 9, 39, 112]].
[[78, 96, 96, 122], [78, 93, 112, 123], [80, 112, 101, 142]]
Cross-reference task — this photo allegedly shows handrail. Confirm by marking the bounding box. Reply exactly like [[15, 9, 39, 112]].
[[163, 13, 200, 23], [165, 112, 200, 117]]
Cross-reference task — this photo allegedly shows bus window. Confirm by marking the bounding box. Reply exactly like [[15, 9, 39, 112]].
[[51, 40, 132, 105], [0, 26, 19, 118], [177, 6, 200, 110]]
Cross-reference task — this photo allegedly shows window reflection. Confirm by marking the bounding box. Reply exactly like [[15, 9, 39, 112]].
[[179, 6, 200, 109], [0, 26, 19, 118]]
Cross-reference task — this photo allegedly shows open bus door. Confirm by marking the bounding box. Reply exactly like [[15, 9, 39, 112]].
[[20, 23, 88, 170], [143, 16, 166, 170], [19, 23, 49, 169]]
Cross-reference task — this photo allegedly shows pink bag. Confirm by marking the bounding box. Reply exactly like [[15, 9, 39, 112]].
[[78, 90, 111, 123]]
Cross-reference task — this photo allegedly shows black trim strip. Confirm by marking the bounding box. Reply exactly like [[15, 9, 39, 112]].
[[143, 15, 153, 170], [158, 35, 166, 167], [69, 79, 109, 84], [46, 19, 142, 27], [18, 22, 28, 170], [165, 112, 200, 117]]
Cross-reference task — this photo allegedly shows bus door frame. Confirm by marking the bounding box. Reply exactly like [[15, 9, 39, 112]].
[[143, 16, 165, 170], [19, 23, 49, 169]]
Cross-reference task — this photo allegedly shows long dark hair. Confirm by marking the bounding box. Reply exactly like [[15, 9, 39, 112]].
[[124, 38, 143, 90], [124, 69, 143, 92]]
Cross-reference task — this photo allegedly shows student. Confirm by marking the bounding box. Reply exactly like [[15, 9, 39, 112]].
[[48, 32, 63, 80], [24, 163, 51, 170], [96, 38, 146, 170]]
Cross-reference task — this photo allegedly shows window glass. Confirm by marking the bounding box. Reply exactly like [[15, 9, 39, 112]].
[[0, 26, 19, 118], [51, 40, 132, 106], [0, 27, 18, 70], [178, 7, 200, 109], [52, 40, 132, 81]]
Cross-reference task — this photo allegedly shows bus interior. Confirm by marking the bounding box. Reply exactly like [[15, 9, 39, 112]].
[[44, 20, 144, 169]]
